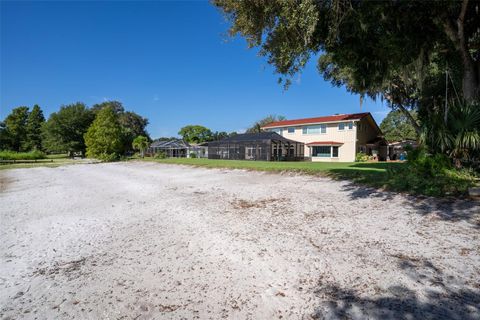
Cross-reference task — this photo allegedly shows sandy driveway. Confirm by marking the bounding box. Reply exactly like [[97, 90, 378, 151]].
[[0, 162, 479, 319]]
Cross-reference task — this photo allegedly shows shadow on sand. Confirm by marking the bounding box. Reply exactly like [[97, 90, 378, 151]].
[[337, 180, 479, 227], [311, 256, 480, 320]]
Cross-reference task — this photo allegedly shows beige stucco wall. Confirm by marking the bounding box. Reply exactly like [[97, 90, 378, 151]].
[[270, 122, 358, 162]]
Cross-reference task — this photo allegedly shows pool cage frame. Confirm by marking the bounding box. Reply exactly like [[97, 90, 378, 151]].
[[146, 139, 208, 158], [208, 132, 304, 161]]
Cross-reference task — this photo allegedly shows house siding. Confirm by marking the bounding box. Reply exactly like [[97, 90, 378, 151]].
[[356, 117, 379, 149], [267, 121, 358, 162]]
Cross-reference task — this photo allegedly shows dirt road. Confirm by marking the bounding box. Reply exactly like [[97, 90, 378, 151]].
[[1, 162, 479, 319]]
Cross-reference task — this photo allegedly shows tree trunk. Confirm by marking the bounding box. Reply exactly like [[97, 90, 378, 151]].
[[462, 64, 480, 102], [441, 0, 480, 102]]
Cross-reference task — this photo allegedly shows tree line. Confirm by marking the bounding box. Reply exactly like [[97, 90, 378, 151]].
[[176, 125, 237, 144], [0, 101, 150, 160], [174, 115, 287, 144]]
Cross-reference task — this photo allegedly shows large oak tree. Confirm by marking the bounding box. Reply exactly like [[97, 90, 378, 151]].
[[214, 0, 479, 122], [42, 103, 95, 155]]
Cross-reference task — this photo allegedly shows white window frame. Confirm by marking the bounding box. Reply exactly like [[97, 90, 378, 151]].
[[311, 145, 340, 158], [338, 122, 354, 131], [302, 124, 327, 135]]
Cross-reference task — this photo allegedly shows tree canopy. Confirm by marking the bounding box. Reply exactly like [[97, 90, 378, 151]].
[[178, 125, 213, 143], [24, 105, 45, 151], [42, 103, 95, 154], [1, 105, 46, 152], [214, 0, 479, 102], [90, 101, 150, 152], [211, 131, 237, 141], [120, 111, 150, 150], [246, 115, 286, 133], [1, 106, 29, 151], [84, 107, 124, 160], [0, 121, 9, 150], [1, 100, 150, 160], [91, 101, 125, 114], [380, 110, 418, 142]]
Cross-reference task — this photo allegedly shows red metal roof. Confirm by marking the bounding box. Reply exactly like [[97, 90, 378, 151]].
[[262, 112, 370, 128], [306, 141, 344, 146]]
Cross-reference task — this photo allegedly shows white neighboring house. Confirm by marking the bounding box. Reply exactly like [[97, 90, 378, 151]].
[[261, 112, 387, 162]]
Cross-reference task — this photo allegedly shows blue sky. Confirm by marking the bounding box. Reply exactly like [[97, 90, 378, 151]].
[[1, 0, 389, 138]]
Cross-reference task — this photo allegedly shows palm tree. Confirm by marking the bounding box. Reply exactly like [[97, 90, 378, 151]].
[[421, 101, 480, 166], [132, 135, 149, 158]]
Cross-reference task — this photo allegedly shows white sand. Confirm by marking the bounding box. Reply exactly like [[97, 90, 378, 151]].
[[0, 161, 479, 319]]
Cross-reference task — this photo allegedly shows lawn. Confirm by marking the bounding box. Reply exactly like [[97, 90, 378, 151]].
[[143, 157, 405, 190], [143, 157, 477, 197], [0, 154, 80, 170]]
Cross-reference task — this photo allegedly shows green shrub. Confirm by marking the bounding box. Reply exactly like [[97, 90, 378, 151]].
[[96, 152, 120, 162], [385, 147, 476, 196], [355, 152, 369, 162], [0, 150, 46, 160], [189, 152, 197, 158], [154, 151, 167, 159]]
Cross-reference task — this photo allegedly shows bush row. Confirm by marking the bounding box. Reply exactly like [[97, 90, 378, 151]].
[[0, 150, 47, 160], [385, 148, 477, 197]]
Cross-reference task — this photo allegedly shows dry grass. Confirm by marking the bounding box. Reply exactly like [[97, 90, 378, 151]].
[[231, 198, 283, 210], [0, 175, 13, 192]]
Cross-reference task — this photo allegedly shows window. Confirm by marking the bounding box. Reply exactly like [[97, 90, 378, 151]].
[[339, 122, 353, 130], [271, 128, 283, 135], [332, 146, 339, 157], [312, 146, 331, 157], [287, 127, 295, 134], [311, 146, 340, 158], [302, 125, 326, 134]]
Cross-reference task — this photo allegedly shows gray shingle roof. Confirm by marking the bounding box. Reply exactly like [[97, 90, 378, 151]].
[[150, 139, 191, 148], [209, 132, 301, 145]]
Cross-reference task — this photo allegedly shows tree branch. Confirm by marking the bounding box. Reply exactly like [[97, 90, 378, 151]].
[[396, 104, 421, 136], [440, 0, 472, 65]]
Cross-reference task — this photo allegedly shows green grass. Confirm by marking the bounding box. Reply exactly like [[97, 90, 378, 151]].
[[141, 157, 404, 189], [46, 153, 69, 159], [141, 157, 476, 197], [0, 154, 77, 170], [142, 157, 391, 171]]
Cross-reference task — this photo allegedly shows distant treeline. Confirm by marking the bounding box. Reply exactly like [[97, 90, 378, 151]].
[[0, 101, 150, 158]]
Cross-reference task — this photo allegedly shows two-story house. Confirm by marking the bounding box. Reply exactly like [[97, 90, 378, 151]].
[[261, 112, 387, 162]]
